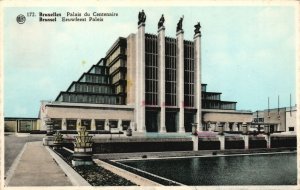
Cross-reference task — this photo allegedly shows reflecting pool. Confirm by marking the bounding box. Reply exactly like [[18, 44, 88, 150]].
[[120, 152, 297, 185]]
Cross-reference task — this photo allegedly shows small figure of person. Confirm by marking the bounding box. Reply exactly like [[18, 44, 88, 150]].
[[138, 10, 146, 25], [194, 22, 201, 35], [176, 16, 184, 32], [158, 14, 165, 29]]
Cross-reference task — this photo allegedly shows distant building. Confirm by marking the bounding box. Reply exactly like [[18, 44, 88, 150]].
[[251, 106, 297, 133], [4, 117, 39, 132], [201, 84, 237, 110], [285, 107, 297, 132]]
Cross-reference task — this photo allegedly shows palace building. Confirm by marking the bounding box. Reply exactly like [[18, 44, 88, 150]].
[[38, 12, 253, 133]]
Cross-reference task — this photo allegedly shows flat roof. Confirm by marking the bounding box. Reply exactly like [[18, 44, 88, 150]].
[[202, 109, 252, 114], [4, 117, 38, 120]]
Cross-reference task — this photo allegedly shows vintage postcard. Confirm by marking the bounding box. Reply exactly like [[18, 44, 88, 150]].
[[1, 0, 299, 189]]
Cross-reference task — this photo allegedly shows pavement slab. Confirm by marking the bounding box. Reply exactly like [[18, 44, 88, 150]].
[[6, 141, 72, 186], [4, 133, 44, 174]]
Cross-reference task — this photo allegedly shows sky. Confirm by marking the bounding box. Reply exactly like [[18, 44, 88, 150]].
[[3, 4, 297, 117]]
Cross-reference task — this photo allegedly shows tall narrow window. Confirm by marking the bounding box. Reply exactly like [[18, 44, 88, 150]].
[[184, 41, 195, 107], [145, 34, 158, 106], [165, 37, 177, 106]]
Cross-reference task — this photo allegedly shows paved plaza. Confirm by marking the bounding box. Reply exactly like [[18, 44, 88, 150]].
[[4, 133, 44, 174], [5, 134, 72, 186]]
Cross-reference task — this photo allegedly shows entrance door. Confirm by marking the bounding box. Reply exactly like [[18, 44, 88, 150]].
[[184, 113, 194, 132], [146, 111, 158, 132], [166, 112, 177, 132]]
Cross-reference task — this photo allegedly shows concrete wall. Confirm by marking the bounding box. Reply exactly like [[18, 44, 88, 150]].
[[285, 110, 297, 132], [126, 33, 137, 106], [203, 111, 252, 123], [46, 106, 134, 120], [263, 108, 286, 132], [39, 101, 49, 127], [36, 119, 42, 130], [4, 120, 17, 132], [41, 104, 134, 131]]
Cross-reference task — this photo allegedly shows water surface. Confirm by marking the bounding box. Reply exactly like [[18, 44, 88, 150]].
[[120, 153, 297, 185]]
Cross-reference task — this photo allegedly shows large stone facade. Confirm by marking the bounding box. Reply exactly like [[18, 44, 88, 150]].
[[37, 12, 258, 134]]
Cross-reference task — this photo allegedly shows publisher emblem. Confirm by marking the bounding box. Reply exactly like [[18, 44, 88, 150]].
[[16, 14, 26, 24]]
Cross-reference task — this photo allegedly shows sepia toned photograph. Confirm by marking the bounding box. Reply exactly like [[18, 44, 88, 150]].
[[1, 1, 299, 189]]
